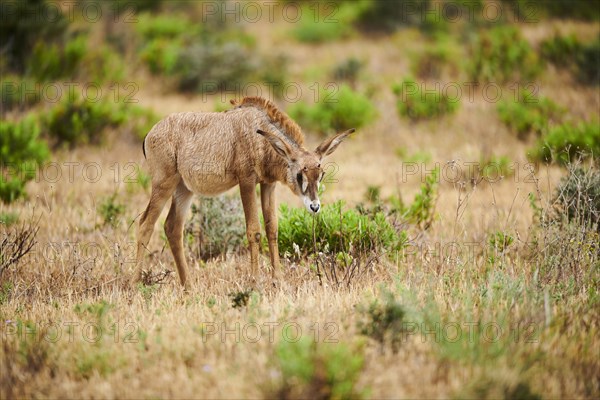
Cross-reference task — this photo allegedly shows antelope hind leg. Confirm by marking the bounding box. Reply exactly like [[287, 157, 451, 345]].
[[164, 181, 194, 291], [133, 175, 180, 286]]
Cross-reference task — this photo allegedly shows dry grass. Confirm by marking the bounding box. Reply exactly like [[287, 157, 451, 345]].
[[1, 9, 599, 400]]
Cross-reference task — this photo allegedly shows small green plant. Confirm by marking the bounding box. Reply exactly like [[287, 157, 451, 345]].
[[98, 193, 125, 228], [392, 78, 459, 121], [126, 164, 151, 193], [395, 147, 432, 163], [480, 155, 514, 181], [0, 212, 19, 226], [497, 89, 564, 139], [357, 290, 407, 353], [0, 115, 49, 203], [488, 231, 515, 265], [529, 121, 600, 166], [400, 167, 439, 229], [332, 57, 364, 86], [229, 289, 253, 309], [277, 200, 404, 258], [288, 84, 376, 135], [272, 338, 366, 399], [468, 26, 542, 83]]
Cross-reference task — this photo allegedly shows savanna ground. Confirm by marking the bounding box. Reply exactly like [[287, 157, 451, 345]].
[[1, 1, 599, 399]]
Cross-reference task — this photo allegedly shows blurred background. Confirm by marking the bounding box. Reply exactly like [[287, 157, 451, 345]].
[[1, 0, 598, 206]]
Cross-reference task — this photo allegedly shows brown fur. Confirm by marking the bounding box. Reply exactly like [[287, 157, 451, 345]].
[[134, 97, 355, 289]]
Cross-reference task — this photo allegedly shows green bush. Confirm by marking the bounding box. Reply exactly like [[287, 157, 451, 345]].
[[185, 195, 246, 262], [288, 84, 376, 135], [530, 121, 600, 165], [277, 200, 404, 258], [332, 57, 364, 86], [497, 89, 564, 139], [41, 93, 157, 146], [0, 116, 49, 203], [541, 34, 599, 85], [272, 338, 366, 400], [41, 94, 124, 146], [175, 41, 259, 92], [357, 290, 407, 352], [468, 26, 542, 83], [292, 3, 363, 43], [541, 33, 582, 68], [134, 12, 281, 92], [28, 35, 87, 82], [411, 38, 461, 80], [392, 78, 459, 121]]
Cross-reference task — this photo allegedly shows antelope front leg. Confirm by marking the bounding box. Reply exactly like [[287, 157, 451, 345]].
[[261, 183, 281, 278], [240, 180, 261, 276]]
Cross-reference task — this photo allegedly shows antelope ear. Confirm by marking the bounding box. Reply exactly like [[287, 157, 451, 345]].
[[315, 128, 355, 158], [257, 129, 294, 161]]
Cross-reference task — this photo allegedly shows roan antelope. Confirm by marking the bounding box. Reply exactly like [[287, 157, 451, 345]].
[[134, 97, 355, 289]]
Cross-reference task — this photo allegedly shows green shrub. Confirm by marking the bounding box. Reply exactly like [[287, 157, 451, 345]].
[[541, 34, 599, 85], [411, 38, 461, 80], [530, 121, 600, 166], [185, 195, 246, 262], [41, 93, 157, 146], [541, 33, 582, 68], [134, 12, 280, 92], [175, 41, 259, 92], [135, 13, 198, 41], [357, 290, 407, 352], [276, 200, 404, 258], [292, 3, 363, 43], [497, 89, 564, 139], [552, 166, 600, 229], [400, 167, 439, 228], [272, 338, 366, 400], [288, 84, 376, 135], [0, 116, 49, 203], [332, 57, 364, 86], [468, 26, 542, 83], [392, 78, 459, 121], [42, 93, 124, 146], [98, 193, 125, 228], [28, 35, 87, 82]]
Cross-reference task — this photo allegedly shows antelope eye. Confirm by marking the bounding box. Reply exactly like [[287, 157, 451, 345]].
[[296, 172, 303, 184]]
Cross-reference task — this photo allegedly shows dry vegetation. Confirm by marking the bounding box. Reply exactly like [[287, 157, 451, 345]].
[[1, 1, 599, 399]]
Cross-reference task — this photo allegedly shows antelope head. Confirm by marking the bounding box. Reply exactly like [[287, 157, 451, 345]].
[[257, 128, 355, 214]]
